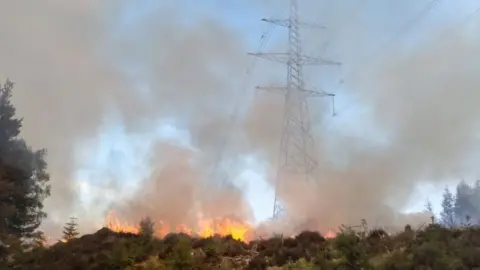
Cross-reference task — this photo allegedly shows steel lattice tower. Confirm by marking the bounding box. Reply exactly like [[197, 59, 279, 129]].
[[249, 0, 340, 220]]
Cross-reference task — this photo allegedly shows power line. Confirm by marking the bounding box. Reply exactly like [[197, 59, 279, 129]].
[[333, 2, 480, 118], [209, 23, 277, 187], [319, 0, 369, 55], [456, 5, 480, 27], [309, 0, 442, 125], [340, 0, 441, 86]]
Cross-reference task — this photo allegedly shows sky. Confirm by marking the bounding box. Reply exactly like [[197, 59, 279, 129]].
[[1, 0, 480, 236], [71, 0, 480, 224]]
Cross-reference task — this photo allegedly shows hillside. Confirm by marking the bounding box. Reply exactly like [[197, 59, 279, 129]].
[[3, 223, 480, 269]]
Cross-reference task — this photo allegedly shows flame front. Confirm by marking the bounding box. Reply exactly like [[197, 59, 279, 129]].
[[197, 218, 251, 241], [106, 211, 140, 234], [105, 211, 252, 242]]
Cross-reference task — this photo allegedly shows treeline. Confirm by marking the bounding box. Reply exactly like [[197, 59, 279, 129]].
[[7, 221, 480, 269], [433, 180, 480, 227]]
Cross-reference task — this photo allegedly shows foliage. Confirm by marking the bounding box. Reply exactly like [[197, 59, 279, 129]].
[[440, 187, 456, 227], [267, 258, 315, 269], [454, 180, 480, 225], [138, 217, 155, 240], [167, 235, 194, 269], [0, 79, 50, 241], [62, 217, 79, 241], [22, 231, 46, 250], [3, 224, 480, 269], [439, 180, 480, 228]]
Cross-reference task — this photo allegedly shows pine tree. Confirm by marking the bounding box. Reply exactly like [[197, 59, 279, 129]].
[[62, 217, 79, 241], [424, 198, 435, 223], [0, 80, 50, 240], [424, 199, 433, 213], [440, 187, 456, 227]]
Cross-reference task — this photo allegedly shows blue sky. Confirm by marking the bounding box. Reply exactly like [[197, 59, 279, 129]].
[[73, 0, 480, 226]]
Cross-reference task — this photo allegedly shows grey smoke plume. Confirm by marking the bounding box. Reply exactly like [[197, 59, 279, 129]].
[[255, 27, 480, 233], [0, 1, 251, 237], [0, 0, 479, 239], [110, 142, 254, 230]]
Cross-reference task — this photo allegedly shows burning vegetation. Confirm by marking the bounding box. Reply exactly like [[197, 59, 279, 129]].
[[105, 211, 254, 242]]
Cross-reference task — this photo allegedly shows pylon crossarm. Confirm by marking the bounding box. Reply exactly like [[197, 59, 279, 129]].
[[255, 86, 333, 98], [261, 18, 326, 29], [256, 86, 288, 94], [300, 55, 341, 66], [249, 53, 341, 66], [301, 89, 334, 97], [248, 53, 290, 64]]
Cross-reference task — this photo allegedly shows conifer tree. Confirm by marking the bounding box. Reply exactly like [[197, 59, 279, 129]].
[[0, 79, 50, 240], [62, 217, 79, 241], [424, 198, 435, 223], [424, 198, 433, 213], [440, 187, 456, 227]]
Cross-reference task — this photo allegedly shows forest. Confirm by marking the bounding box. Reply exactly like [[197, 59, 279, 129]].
[[1, 79, 480, 269]]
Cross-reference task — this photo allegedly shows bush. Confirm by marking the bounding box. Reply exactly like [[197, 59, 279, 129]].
[[138, 217, 155, 240], [7, 224, 480, 269]]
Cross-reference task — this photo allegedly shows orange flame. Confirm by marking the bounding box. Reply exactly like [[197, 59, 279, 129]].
[[324, 229, 337, 239], [197, 217, 251, 241], [106, 211, 140, 234], [105, 211, 253, 242]]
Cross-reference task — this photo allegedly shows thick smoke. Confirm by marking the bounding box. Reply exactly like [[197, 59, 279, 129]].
[[110, 142, 254, 230], [258, 28, 480, 233], [1, 0, 479, 239], [0, 1, 251, 237], [0, 1, 136, 235]]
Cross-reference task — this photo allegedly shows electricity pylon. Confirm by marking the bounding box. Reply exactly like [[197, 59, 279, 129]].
[[249, 0, 340, 220]]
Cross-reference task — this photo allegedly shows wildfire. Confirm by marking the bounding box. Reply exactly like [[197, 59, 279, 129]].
[[324, 229, 337, 239], [197, 218, 251, 240], [104, 211, 341, 242], [106, 211, 140, 234], [105, 211, 253, 242]]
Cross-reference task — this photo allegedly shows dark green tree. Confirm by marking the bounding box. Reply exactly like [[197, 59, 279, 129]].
[[440, 187, 456, 227], [138, 216, 154, 239], [62, 217, 79, 241], [0, 79, 50, 240]]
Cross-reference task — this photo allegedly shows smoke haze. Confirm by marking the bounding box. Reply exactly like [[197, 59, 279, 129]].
[[0, 0, 479, 238]]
